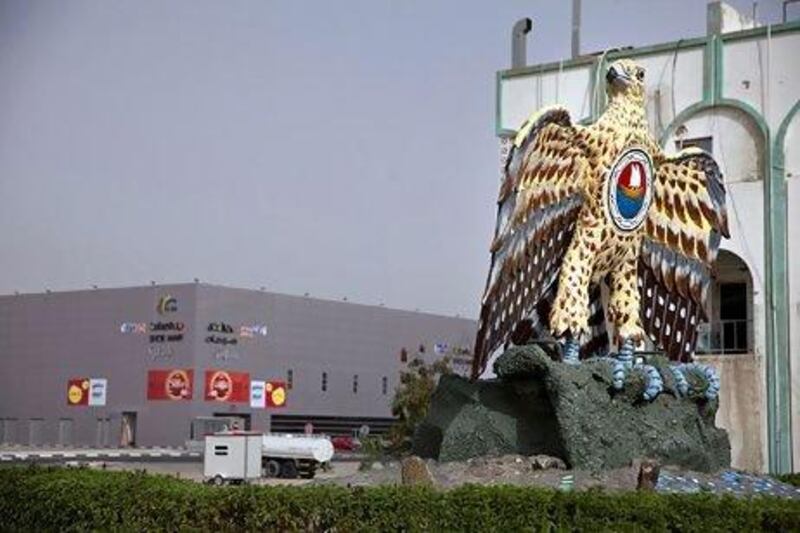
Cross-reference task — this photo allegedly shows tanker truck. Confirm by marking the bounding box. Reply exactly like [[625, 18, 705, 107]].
[[261, 433, 334, 479]]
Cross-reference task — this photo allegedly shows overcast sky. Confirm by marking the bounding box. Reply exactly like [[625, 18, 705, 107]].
[[0, 0, 787, 317]]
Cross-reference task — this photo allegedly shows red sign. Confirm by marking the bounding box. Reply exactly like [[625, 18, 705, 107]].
[[147, 369, 194, 400], [204, 370, 250, 403], [67, 378, 89, 406], [266, 380, 287, 407]]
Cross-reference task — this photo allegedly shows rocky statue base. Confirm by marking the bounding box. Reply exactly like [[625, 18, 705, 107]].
[[412, 345, 730, 472]]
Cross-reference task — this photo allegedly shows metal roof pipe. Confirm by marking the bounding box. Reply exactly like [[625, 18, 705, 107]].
[[785, 0, 800, 22], [572, 0, 581, 58], [511, 18, 532, 69]]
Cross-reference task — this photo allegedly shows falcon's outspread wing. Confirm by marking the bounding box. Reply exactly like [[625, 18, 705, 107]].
[[638, 148, 730, 361], [472, 106, 594, 376]]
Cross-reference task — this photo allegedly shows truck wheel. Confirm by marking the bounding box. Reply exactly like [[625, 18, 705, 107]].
[[212, 475, 225, 486], [264, 459, 281, 478], [280, 460, 298, 479], [298, 460, 317, 479]]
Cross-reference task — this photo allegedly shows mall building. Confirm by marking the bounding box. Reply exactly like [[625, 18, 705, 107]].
[[0, 283, 475, 448]]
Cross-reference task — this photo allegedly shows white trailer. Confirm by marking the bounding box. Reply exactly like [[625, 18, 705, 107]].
[[261, 433, 334, 479], [203, 432, 262, 485]]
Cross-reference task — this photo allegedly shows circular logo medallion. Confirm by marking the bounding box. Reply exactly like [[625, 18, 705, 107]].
[[605, 147, 654, 232], [166, 369, 191, 400], [209, 371, 232, 401]]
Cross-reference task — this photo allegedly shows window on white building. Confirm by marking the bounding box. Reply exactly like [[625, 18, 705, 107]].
[[676, 136, 713, 154]]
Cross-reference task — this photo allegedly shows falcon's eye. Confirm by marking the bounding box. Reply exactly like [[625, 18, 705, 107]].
[[636, 69, 645, 82]]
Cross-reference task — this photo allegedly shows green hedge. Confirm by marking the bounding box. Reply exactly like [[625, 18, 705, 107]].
[[1, 466, 799, 531]]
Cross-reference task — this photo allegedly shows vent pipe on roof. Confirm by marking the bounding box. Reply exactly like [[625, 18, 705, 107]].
[[511, 18, 532, 69], [571, 0, 581, 58], [785, 0, 800, 22]]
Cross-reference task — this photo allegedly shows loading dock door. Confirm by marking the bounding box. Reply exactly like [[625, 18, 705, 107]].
[[3, 419, 17, 444], [28, 419, 43, 446], [58, 419, 73, 446], [96, 418, 111, 447]]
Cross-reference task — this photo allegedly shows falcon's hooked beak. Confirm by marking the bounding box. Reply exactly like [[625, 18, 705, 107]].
[[606, 65, 632, 88]]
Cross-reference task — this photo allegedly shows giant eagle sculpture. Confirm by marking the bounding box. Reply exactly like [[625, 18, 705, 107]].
[[472, 59, 729, 400]]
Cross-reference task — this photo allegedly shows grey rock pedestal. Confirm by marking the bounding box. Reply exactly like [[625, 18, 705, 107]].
[[412, 345, 730, 472]]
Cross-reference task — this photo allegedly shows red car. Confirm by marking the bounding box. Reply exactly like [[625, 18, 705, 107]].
[[331, 435, 360, 451]]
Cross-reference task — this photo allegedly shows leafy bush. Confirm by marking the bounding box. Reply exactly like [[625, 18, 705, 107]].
[[388, 356, 452, 449], [778, 473, 800, 487], [1, 466, 799, 531]]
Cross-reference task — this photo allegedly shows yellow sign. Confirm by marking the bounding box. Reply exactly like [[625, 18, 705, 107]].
[[271, 386, 286, 407], [67, 385, 82, 404]]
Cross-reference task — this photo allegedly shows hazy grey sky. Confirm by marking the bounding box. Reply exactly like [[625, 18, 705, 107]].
[[0, 0, 786, 317]]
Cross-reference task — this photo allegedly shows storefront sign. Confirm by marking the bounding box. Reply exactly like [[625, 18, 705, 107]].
[[205, 334, 237, 345], [149, 321, 185, 332], [67, 378, 89, 406], [120, 322, 147, 334], [147, 369, 193, 400], [147, 344, 174, 359], [207, 322, 234, 334], [89, 378, 107, 406], [204, 370, 249, 403], [250, 380, 266, 408], [266, 381, 287, 408], [239, 324, 268, 338], [213, 347, 239, 361], [150, 333, 184, 343], [157, 295, 178, 315], [67, 377, 107, 406]]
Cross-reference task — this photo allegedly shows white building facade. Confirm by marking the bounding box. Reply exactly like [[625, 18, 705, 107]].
[[495, 8, 800, 473]]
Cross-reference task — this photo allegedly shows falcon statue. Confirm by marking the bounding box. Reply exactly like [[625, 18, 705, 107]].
[[472, 59, 729, 400]]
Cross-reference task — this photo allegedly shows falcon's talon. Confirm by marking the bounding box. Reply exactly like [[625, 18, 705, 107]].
[[606, 338, 663, 400], [669, 365, 690, 397], [610, 357, 631, 390], [671, 363, 720, 400], [641, 364, 664, 401], [562, 338, 581, 366]]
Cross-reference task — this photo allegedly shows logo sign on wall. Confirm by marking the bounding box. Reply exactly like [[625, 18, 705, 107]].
[[67, 378, 107, 406], [250, 380, 266, 408], [214, 347, 239, 361], [89, 378, 108, 406], [239, 325, 268, 338], [147, 369, 194, 400], [120, 322, 147, 334], [147, 344, 174, 359], [204, 370, 250, 403], [157, 295, 178, 315], [266, 381, 287, 408], [67, 378, 89, 406]]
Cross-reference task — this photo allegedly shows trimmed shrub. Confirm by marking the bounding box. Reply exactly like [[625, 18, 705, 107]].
[[0, 465, 799, 531]]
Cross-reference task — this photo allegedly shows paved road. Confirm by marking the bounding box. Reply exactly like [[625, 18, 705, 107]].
[[0, 447, 200, 463], [0, 446, 365, 465], [0, 448, 362, 485]]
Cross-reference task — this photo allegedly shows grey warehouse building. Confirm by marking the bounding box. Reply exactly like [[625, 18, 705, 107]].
[[0, 284, 476, 448]]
